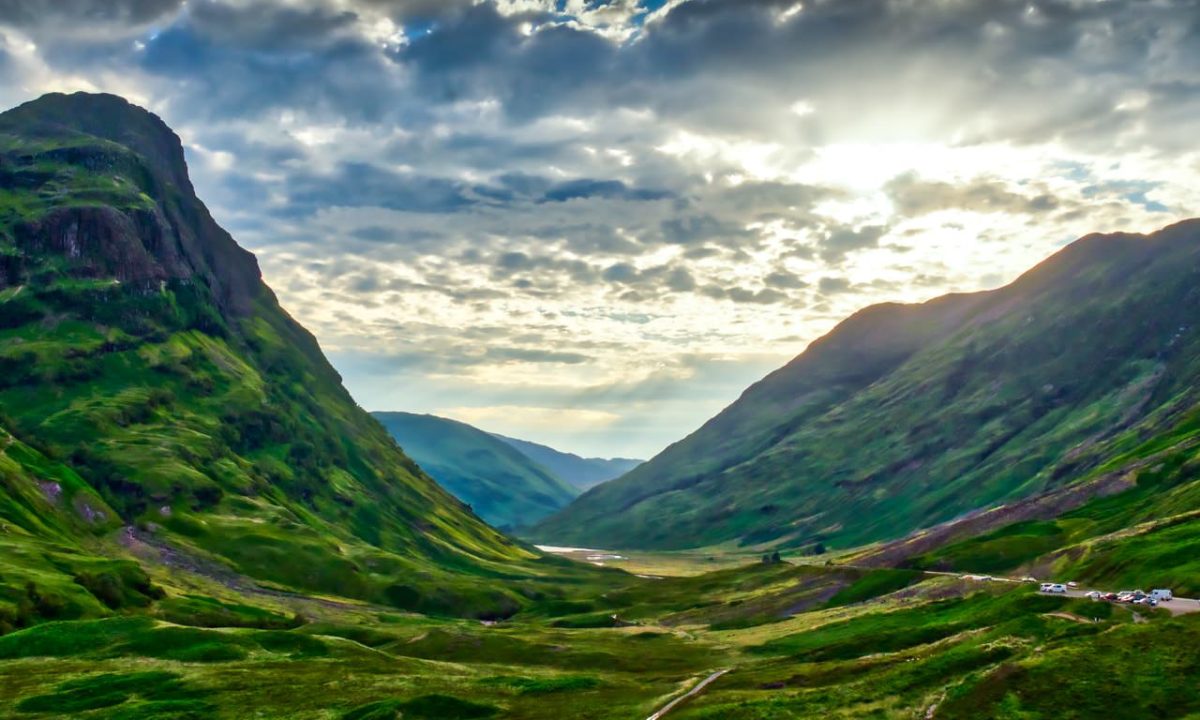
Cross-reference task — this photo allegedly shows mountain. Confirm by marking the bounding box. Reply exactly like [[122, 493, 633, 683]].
[[373, 412, 578, 529], [493, 434, 642, 492], [0, 92, 539, 618], [535, 219, 1200, 551]]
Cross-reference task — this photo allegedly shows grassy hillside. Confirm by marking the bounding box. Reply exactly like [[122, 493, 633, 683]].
[[536, 220, 1200, 551], [373, 412, 577, 530], [0, 92, 553, 619], [493, 434, 642, 492]]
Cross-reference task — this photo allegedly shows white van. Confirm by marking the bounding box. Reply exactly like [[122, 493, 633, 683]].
[[1150, 589, 1173, 601]]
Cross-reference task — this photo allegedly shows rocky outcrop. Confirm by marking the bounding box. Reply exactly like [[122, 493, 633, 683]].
[[0, 93, 263, 316]]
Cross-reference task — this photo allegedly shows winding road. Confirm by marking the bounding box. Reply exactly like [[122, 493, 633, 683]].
[[646, 669, 731, 720]]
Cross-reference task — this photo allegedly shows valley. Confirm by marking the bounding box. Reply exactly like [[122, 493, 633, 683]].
[[0, 89, 1198, 719]]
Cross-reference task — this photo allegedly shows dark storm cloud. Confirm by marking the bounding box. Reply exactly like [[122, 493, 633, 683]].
[[0, 0, 182, 28], [286, 163, 474, 213], [137, 19, 401, 121], [185, 2, 360, 51], [400, 3, 620, 121]]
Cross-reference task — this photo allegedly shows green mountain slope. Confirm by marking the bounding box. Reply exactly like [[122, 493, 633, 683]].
[[0, 92, 539, 618], [535, 219, 1200, 551], [373, 412, 577, 529], [493, 433, 642, 492]]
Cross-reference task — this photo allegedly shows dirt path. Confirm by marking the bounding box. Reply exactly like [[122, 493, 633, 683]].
[[1045, 612, 1094, 623], [646, 669, 731, 720]]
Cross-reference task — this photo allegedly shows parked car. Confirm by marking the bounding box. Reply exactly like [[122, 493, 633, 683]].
[[1045, 583, 1068, 594], [1102, 592, 1119, 601], [1039, 583, 1053, 592], [1151, 589, 1174, 601], [1067, 582, 1079, 588], [1085, 590, 1101, 600]]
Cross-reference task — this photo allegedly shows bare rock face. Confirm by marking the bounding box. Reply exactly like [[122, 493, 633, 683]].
[[0, 92, 264, 317], [16, 207, 173, 284]]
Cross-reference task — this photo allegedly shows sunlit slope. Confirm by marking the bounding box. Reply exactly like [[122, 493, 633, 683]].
[[0, 92, 536, 617], [373, 412, 577, 529], [537, 220, 1200, 550]]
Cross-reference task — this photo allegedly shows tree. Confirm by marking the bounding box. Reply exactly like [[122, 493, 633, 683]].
[[771, 551, 781, 563]]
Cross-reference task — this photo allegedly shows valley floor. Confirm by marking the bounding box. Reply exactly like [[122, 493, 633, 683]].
[[2, 536, 1199, 720]]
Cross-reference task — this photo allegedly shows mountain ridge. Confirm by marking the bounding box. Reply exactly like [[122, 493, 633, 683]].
[[492, 433, 642, 492], [372, 411, 578, 529], [534, 218, 1200, 551]]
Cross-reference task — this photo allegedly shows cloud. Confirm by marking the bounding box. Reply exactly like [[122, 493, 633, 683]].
[[438, 405, 622, 433], [485, 347, 590, 364], [819, 224, 888, 261], [4, 0, 1198, 456], [886, 173, 1061, 217], [0, 0, 182, 32], [542, 178, 671, 202], [817, 276, 852, 295]]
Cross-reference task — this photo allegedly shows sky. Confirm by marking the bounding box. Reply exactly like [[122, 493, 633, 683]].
[[1, 0, 1198, 458]]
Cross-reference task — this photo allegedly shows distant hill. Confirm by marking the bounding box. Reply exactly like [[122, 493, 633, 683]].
[[493, 434, 643, 491], [373, 413, 578, 529], [534, 219, 1200, 553]]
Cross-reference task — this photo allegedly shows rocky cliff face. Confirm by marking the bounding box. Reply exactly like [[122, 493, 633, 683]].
[[0, 92, 261, 315]]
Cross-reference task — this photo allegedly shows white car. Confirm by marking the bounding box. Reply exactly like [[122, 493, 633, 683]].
[[1085, 590, 1101, 600], [1044, 583, 1068, 594]]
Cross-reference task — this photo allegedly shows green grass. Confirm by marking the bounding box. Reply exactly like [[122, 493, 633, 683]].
[[938, 616, 1200, 719], [15, 671, 210, 715]]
